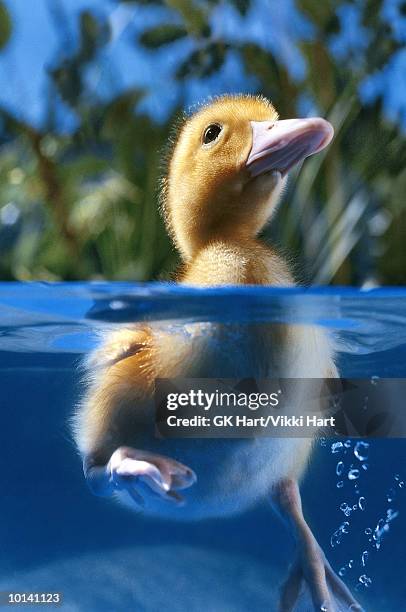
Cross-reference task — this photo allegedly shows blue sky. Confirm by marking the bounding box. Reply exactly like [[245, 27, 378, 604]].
[[0, 0, 405, 131]]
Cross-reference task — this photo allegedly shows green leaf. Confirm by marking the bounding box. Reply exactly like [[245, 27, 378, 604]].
[[166, 0, 211, 37], [230, 0, 250, 16], [176, 43, 227, 79], [0, 1, 12, 49], [80, 11, 111, 61], [139, 24, 188, 48], [297, 0, 337, 28]]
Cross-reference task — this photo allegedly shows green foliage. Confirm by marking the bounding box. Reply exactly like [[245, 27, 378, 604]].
[[229, 0, 250, 16], [51, 11, 111, 108], [176, 43, 229, 78], [165, 0, 209, 37], [0, 0, 405, 284], [0, 1, 11, 49], [140, 24, 188, 48]]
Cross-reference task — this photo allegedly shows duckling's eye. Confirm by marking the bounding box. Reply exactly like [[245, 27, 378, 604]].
[[202, 124, 222, 145]]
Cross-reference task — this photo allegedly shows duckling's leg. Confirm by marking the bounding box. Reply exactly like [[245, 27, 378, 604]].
[[273, 479, 364, 612], [74, 328, 196, 508]]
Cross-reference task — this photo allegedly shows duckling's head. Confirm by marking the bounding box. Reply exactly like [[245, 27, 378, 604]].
[[162, 95, 333, 260]]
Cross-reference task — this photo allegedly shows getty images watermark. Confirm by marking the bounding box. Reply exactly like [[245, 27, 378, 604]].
[[155, 378, 406, 438]]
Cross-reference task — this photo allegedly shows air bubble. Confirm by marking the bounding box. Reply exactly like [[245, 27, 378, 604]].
[[386, 508, 399, 522], [331, 441, 344, 454], [340, 502, 352, 517], [373, 519, 389, 549], [339, 566, 346, 577], [337, 480, 344, 488], [348, 468, 360, 481], [361, 551, 369, 567], [354, 441, 369, 461], [336, 461, 345, 476], [358, 574, 372, 588], [344, 440, 352, 448], [358, 496, 366, 510], [330, 521, 350, 547]]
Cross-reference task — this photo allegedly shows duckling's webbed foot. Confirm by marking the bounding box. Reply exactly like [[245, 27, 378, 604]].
[[273, 479, 365, 612], [84, 447, 196, 507]]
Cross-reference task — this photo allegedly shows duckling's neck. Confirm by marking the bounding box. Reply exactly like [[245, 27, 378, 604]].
[[178, 238, 294, 287]]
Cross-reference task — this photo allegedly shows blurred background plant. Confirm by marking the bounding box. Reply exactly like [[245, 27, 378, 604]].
[[0, 0, 405, 284]]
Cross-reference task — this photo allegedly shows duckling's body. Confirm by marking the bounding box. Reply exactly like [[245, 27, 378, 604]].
[[78, 247, 330, 521], [73, 96, 363, 611]]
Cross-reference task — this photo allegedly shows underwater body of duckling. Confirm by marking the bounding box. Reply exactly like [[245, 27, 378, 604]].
[[1, 96, 405, 611]]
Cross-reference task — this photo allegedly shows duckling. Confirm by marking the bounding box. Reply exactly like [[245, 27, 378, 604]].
[[73, 95, 363, 612]]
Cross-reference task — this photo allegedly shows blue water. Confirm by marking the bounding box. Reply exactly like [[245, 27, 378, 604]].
[[1, 282, 405, 611]]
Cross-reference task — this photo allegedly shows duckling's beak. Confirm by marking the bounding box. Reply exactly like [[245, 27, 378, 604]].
[[246, 118, 334, 178]]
